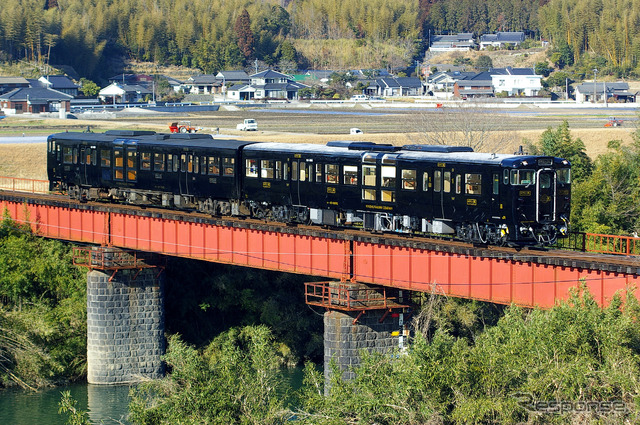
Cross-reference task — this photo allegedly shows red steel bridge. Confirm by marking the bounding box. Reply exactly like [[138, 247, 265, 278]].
[[1, 177, 639, 309]]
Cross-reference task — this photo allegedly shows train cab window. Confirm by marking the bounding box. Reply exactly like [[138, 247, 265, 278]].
[[402, 169, 416, 190], [154, 153, 165, 171], [510, 169, 535, 186], [503, 169, 509, 185], [363, 165, 376, 187], [307, 164, 313, 183], [557, 169, 570, 184], [246, 159, 258, 178], [63, 147, 73, 164], [114, 148, 124, 180], [194, 156, 200, 174], [56, 145, 61, 161], [100, 150, 111, 167], [283, 162, 288, 180], [85, 148, 93, 165], [325, 164, 338, 184], [434, 171, 442, 192], [141, 152, 152, 171], [276, 161, 283, 179], [73, 148, 78, 164], [539, 172, 551, 189], [455, 174, 462, 194], [465, 173, 482, 195], [91, 149, 97, 166], [200, 157, 207, 175], [493, 174, 500, 195], [80, 147, 85, 164], [261, 160, 274, 179], [208, 157, 220, 175], [167, 155, 173, 172], [298, 162, 307, 182], [188, 155, 194, 173], [343, 165, 358, 185], [315, 164, 322, 182], [422, 172, 429, 191], [127, 150, 137, 181], [291, 161, 298, 181], [443, 171, 451, 193], [223, 158, 234, 176]]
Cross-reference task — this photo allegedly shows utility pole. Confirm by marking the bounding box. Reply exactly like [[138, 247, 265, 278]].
[[593, 68, 598, 103]]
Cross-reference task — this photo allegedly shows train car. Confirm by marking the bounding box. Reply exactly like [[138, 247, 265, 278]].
[[47, 131, 570, 246], [47, 130, 257, 214]]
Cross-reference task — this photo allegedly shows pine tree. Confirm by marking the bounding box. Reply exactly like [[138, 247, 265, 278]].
[[235, 9, 255, 61]]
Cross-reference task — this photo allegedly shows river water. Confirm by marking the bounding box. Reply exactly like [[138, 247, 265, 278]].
[[0, 383, 131, 424]]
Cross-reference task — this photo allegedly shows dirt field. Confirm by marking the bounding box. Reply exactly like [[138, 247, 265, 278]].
[[0, 106, 636, 181]]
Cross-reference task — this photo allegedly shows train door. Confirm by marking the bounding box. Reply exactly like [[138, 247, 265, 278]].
[[491, 171, 503, 219], [179, 152, 192, 195], [536, 169, 556, 222], [433, 168, 452, 219]]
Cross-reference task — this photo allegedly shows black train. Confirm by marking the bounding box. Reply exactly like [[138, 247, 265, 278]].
[[47, 130, 571, 246]]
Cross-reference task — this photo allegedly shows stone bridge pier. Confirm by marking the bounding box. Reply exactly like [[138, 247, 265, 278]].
[[76, 247, 166, 384]]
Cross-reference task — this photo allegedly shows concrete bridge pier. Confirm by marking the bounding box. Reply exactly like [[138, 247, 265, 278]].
[[306, 281, 410, 384], [81, 248, 165, 384]]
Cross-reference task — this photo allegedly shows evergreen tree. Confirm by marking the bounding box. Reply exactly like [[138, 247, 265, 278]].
[[235, 9, 255, 62]]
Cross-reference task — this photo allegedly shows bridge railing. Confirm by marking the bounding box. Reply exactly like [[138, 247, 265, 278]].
[[0, 176, 49, 194], [557, 231, 640, 256]]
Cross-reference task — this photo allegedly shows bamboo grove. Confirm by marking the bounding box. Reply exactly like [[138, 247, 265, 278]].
[[0, 0, 639, 80]]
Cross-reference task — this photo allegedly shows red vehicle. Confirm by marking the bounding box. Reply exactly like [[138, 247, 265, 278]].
[[604, 117, 623, 127], [169, 121, 200, 133]]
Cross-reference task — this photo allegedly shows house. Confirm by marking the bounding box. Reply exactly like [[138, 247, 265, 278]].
[[453, 79, 494, 98], [429, 33, 475, 51], [0, 87, 72, 114], [38, 75, 79, 97], [108, 74, 154, 89], [226, 83, 256, 101], [488, 68, 542, 96], [98, 83, 152, 103], [249, 70, 308, 100], [215, 71, 250, 86], [427, 71, 476, 93], [184, 75, 221, 95], [479, 32, 526, 49], [0, 77, 30, 95], [574, 82, 636, 103], [162, 76, 184, 93]]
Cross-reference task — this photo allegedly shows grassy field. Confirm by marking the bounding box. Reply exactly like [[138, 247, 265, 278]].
[[0, 106, 636, 181]]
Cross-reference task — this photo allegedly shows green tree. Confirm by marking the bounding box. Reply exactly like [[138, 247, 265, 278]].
[[475, 54, 493, 72], [534, 61, 553, 77], [78, 78, 99, 97]]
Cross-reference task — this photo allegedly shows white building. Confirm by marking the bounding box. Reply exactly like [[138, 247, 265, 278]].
[[489, 68, 542, 96]]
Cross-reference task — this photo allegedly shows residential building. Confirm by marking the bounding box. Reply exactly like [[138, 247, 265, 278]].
[[574, 82, 636, 103], [453, 79, 494, 98], [0, 87, 72, 114], [98, 83, 152, 103], [479, 32, 526, 49], [429, 33, 475, 52], [108, 74, 154, 89], [215, 71, 250, 86], [38, 75, 79, 97], [488, 68, 542, 96], [250, 70, 308, 100], [184, 75, 221, 95], [0, 77, 30, 95]]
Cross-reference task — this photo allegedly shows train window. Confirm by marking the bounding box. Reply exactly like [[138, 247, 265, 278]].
[[510, 169, 535, 186], [194, 156, 200, 174], [180, 154, 187, 172], [299, 163, 307, 182], [154, 153, 165, 171], [86, 149, 93, 165], [343, 165, 358, 185], [402, 169, 416, 190], [503, 169, 509, 185], [443, 171, 451, 193], [167, 155, 173, 172], [283, 162, 288, 180], [208, 157, 219, 175], [325, 164, 338, 184], [422, 172, 429, 191], [362, 188, 376, 200], [455, 175, 462, 194], [362, 153, 377, 164], [91, 149, 97, 166], [557, 169, 570, 184], [80, 147, 85, 164], [56, 145, 61, 161], [291, 161, 298, 181], [493, 174, 499, 195], [141, 152, 152, 171], [100, 150, 111, 167], [307, 164, 313, 182], [363, 165, 376, 186], [261, 160, 274, 179], [540, 173, 551, 189], [223, 158, 234, 176], [201, 157, 207, 175], [127, 150, 137, 181], [465, 174, 482, 195], [381, 166, 396, 188], [188, 155, 194, 173], [63, 147, 73, 164], [246, 159, 258, 178], [434, 171, 442, 192], [315, 164, 322, 182], [73, 148, 78, 164], [114, 148, 123, 180], [275, 161, 282, 179], [381, 190, 395, 202], [173, 155, 179, 172]]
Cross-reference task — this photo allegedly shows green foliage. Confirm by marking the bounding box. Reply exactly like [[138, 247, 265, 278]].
[[129, 328, 291, 425], [528, 120, 592, 182], [474, 54, 493, 72], [78, 78, 99, 97], [0, 214, 86, 388], [571, 138, 640, 234], [58, 391, 90, 425], [535, 61, 553, 77]]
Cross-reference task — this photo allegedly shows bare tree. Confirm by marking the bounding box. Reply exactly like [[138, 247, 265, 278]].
[[408, 102, 518, 153]]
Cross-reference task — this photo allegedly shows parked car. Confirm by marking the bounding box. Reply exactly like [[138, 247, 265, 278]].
[[237, 119, 258, 131]]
